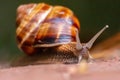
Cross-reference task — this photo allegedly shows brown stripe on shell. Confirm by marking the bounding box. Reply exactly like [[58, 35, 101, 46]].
[[34, 6, 80, 46], [71, 15, 80, 30], [45, 6, 73, 20], [22, 27, 39, 46], [17, 3, 52, 45], [17, 4, 52, 54], [16, 4, 37, 27], [34, 18, 77, 45], [16, 3, 40, 35], [16, 3, 52, 37]]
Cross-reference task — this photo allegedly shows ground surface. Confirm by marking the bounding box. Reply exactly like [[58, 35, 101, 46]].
[[0, 58, 120, 80]]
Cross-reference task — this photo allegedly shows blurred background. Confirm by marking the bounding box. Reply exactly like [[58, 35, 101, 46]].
[[0, 0, 120, 64]]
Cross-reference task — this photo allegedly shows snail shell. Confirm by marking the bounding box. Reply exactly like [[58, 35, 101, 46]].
[[16, 3, 80, 55], [15, 3, 109, 65]]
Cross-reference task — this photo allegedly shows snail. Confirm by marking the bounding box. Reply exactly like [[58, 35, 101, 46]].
[[16, 3, 109, 64]]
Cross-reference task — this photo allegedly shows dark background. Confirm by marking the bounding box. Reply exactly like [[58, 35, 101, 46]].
[[0, 0, 120, 63]]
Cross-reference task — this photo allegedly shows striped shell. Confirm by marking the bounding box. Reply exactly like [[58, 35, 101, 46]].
[[16, 3, 80, 55]]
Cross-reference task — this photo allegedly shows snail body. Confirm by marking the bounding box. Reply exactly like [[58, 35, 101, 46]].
[[16, 3, 109, 64]]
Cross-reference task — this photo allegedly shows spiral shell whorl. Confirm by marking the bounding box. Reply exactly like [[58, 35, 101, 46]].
[[16, 3, 80, 55]]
